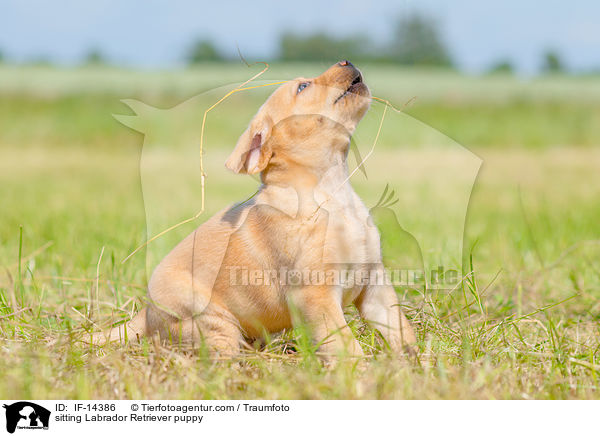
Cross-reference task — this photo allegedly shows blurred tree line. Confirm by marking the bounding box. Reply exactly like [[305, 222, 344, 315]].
[[183, 12, 572, 75], [187, 12, 454, 67]]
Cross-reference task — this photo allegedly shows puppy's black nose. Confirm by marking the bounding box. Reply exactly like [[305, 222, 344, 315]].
[[339, 60, 354, 67]]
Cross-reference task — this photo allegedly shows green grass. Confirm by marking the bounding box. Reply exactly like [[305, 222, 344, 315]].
[[0, 64, 599, 399]]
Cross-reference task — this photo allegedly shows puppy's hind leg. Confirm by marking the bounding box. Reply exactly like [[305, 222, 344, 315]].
[[145, 304, 242, 360], [195, 304, 244, 359]]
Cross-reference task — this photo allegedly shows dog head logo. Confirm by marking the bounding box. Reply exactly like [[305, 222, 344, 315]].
[[2, 402, 50, 434]]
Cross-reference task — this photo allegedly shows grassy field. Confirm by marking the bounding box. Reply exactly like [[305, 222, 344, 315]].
[[0, 63, 599, 399]]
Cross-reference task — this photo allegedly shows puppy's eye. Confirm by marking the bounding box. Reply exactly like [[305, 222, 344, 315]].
[[297, 82, 310, 94]]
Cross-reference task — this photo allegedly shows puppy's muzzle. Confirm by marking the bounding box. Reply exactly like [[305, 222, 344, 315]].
[[334, 60, 366, 103]]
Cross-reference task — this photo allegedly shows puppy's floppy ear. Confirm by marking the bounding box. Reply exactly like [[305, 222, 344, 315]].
[[225, 114, 273, 174]]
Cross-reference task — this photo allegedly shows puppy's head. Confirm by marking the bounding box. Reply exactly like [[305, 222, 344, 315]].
[[226, 60, 371, 175]]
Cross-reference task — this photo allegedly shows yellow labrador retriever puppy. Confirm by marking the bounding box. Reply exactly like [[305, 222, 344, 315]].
[[94, 61, 416, 359]]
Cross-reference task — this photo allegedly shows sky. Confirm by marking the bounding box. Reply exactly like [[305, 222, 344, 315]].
[[1, 0, 599, 74]]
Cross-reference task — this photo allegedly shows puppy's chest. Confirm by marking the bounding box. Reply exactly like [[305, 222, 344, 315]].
[[318, 190, 381, 266]]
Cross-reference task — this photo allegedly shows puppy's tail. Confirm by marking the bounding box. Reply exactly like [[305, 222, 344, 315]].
[[87, 308, 147, 346]]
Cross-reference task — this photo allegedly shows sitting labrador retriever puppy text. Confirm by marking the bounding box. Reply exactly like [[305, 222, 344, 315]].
[[93, 61, 416, 360]]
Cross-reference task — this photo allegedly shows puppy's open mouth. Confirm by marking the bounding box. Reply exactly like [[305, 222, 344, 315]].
[[334, 73, 365, 104]]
